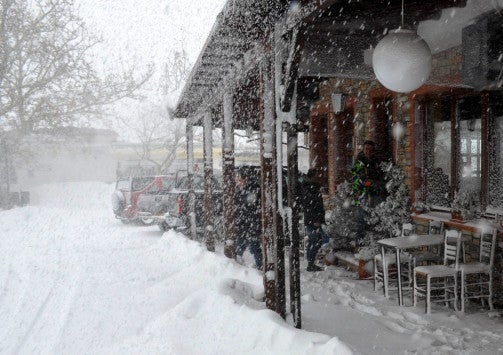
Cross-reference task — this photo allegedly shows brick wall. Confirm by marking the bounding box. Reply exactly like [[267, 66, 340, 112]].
[[310, 45, 464, 197], [430, 46, 463, 85]]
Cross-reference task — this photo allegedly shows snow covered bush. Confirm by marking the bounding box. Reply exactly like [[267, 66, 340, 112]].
[[326, 181, 359, 250], [366, 162, 411, 239]]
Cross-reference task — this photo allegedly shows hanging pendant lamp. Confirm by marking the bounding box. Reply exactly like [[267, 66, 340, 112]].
[[372, 1, 432, 93]]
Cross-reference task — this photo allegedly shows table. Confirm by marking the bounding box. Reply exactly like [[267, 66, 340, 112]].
[[377, 234, 444, 306]]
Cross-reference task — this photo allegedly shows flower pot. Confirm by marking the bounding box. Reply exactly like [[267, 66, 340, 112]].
[[358, 259, 371, 279], [451, 210, 465, 223]]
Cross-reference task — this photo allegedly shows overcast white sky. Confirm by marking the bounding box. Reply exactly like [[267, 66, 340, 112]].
[[75, 0, 226, 139], [77, 0, 226, 74]]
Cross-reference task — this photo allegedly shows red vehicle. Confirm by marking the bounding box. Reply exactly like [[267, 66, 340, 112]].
[[136, 170, 222, 235], [111, 175, 175, 224]]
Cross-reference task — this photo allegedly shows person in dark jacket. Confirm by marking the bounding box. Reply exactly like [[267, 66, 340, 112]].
[[351, 140, 382, 206], [300, 168, 327, 272], [235, 166, 262, 269]]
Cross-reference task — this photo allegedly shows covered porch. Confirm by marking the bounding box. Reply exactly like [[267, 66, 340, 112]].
[[174, 0, 503, 327]]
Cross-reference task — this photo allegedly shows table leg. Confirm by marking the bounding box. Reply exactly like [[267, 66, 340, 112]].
[[381, 245, 388, 298], [396, 248, 403, 306]]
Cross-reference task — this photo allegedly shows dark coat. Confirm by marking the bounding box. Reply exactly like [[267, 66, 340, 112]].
[[354, 152, 380, 181], [300, 179, 325, 227], [235, 182, 261, 240], [351, 151, 384, 205]]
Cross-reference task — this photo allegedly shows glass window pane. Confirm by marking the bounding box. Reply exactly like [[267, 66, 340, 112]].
[[488, 93, 503, 210], [461, 139, 467, 154], [458, 97, 481, 195], [425, 97, 451, 208]]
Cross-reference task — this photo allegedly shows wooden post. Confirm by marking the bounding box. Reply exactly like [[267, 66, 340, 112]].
[[286, 122, 301, 329], [186, 122, 197, 240], [272, 32, 286, 319], [203, 111, 215, 252], [260, 49, 278, 312], [223, 90, 236, 258]]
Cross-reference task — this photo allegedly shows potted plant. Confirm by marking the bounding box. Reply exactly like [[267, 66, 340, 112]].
[[413, 201, 430, 214], [451, 189, 477, 222], [355, 245, 376, 279]]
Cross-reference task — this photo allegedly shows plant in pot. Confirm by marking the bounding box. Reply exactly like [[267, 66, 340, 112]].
[[355, 244, 376, 279], [451, 189, 477, 222], [413, 201, 430, 214]]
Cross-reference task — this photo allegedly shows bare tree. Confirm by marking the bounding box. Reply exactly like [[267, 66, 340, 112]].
[[115, 49, 195, 175], [159, 49, 191, 96], [118, 101, 186, 175], [0, 0, 151, 207], [0, 0, 151, 134]]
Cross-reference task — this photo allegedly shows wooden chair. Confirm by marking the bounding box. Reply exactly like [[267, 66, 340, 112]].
[[458, 227, 497, 312], [374, 223, 415, 296], [413, 220, 444, 266], [413, 229, 462, 314]]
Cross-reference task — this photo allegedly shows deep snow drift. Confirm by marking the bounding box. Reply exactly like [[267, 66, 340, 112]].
[[1, 181, 503, 354]]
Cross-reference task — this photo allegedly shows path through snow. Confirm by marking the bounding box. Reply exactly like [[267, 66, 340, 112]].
[[1, 181, 503, 354]]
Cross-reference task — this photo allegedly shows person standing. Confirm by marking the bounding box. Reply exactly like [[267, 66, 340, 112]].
[[351, 140, 382, 246], [234, 166, 262, 269], [300, 168, 327, 272]]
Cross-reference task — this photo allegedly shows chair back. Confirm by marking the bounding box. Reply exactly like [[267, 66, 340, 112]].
[[428, 220, 444, 236], [479, 228, 497, 267], [443, 229, 462, 267], [401, 223, 415, 237]]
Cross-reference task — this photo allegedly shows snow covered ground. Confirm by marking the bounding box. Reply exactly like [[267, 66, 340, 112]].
[[1, 182, 503, 354]]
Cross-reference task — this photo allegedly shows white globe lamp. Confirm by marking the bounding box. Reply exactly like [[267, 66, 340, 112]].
[[372, 29, 432, 93]]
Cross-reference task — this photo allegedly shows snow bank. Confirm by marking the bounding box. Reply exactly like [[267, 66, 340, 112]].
[[2, 181, 503, 354], [106, 231, 352, 354]]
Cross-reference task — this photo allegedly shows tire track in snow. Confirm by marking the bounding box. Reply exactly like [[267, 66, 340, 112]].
[[10, 227, 65, 354], [8, 208, 95, 354]]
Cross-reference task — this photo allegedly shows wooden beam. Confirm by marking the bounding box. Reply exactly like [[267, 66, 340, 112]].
[[222, 90, 236, 259], [203, 111, 215, 252], [280, 26, 304, 112], [286, 122, 301, 329], [260, 49, 279, 313], [186, 123, 197, 240]]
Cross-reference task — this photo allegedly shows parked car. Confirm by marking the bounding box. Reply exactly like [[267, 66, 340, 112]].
[[111, 175, 175, 224], [137, 170, 222, 235]]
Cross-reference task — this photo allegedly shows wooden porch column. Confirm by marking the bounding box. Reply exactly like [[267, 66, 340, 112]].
[[222, 90, 236, 258], [260, 50, 279, 313], [275, 20, 297, 322], [286, 122, 301, 328], [186, 122, 197, 240], [203, 111, 215, 252]]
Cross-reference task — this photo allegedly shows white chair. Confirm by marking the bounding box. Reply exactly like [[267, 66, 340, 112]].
[[374, 223, 415, 296], [458, 227, 497, 312], [413, 229, 462, 314], [413, 220, 444, 266]]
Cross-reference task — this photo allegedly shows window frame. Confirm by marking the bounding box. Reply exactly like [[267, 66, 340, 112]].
[[411, 88, 500, 216]]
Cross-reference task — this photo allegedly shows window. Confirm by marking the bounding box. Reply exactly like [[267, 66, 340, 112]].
[[131, 177, 153, 191], [423, 96, 451, 208], [116, 179, 131, 191], [415, 91, 503, 215], [488, 92, 503, 211], [457, 96, 482, 198], [372, 96, 393, 163]]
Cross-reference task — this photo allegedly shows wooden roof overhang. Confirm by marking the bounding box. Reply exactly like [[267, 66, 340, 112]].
[[174, 0, 467, 126], [174, 0, 288, 127]]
